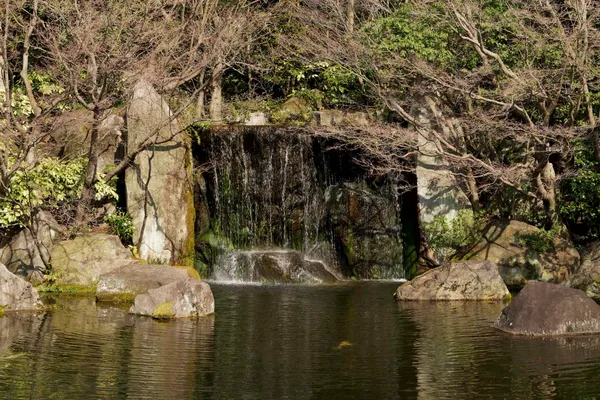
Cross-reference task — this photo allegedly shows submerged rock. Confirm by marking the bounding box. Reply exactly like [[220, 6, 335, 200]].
[[469, 219, 579, 288], [394, 260, 510, 301], [129, 279, 214, 319], [50, 233, 134, 287], [493, 281, 600, 336], [96, 263, 195, 301], [0, 263, 44, 311], [212, 250, 340, 283]]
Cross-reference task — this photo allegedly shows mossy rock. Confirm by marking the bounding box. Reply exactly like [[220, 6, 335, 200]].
[[152, 302, 176, 319], [0, 305, 4, 317], [172, 265, 201, 280]]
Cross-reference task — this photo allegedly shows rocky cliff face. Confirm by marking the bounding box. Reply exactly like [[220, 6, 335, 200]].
[[193, 127, 417, 280]]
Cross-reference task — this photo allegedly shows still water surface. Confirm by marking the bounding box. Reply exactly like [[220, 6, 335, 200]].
[[1, 282, 600, 399]]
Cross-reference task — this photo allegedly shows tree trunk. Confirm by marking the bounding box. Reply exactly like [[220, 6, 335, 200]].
[[75, 107, 101, 224], [196, 70, 206, 119], [346, 0, 355, 33], [209, 63, 223, 121], [536, 161, 557, 226]]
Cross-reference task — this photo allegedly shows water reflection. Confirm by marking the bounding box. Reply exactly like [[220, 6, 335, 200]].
[[0, 284, 600, 399]]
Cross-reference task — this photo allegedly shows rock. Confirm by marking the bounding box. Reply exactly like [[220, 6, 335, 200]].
[[49, 109, 123, 173], [326, 183, 403, 278], [413, 96, 471, 225], [394, 260, 510, 301], [568, 242, 600, 300], [96, 263, 195, 301], [126, 79, 195, 264], [244, 111, 268, 126], [312, 110, 370, 127], [129, 278, 214, 319], [271, 97, 311, 123], [493, 281, 600, 336], [469, 219, 579, 287], [0, 263, 44, 310], [0, 211, 63, 284], [50, 233, 134, 287], [212, 250, 340, 283]]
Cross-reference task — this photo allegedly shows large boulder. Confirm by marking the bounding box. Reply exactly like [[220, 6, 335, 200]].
[[50, 233, 134, 287], [0, 263, 44, 310], [568, 242, 600, 300], [326, 183, 403, 279], [126, 79, 194, 264], [129, 278, 214, 319], [493, 281, 600, 336], [212, 250, 340, 283], [394, 260, 510, 301], [96, 263, 196, 301], [469, 219, 579, 287], [0, 211, 63, 284], [49, 109, 123, 172]]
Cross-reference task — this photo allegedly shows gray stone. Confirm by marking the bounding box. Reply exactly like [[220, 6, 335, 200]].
[[568, 242, 600, 300], [312, 110, 371, 127], [493, 281, 600, 336], [49, 109, 123, 173], [244, 111, 268, 126], [0, 263, 44, 310], [469, 219, 579, 287], [212, 250, 341, 283], [413, 96, 471, 225], [50, 233, 134, 287], [126, 79, 194, 264], [96, 263, 194, 301], [0, 211, 63, 283], [394, 260, 510, 301], [129, 278, 214, 319]]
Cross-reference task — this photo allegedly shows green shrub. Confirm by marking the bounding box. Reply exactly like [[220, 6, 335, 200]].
[[104, 210, 134, 244], [423, 209, 484, 262], [515, 225, 562, 253]]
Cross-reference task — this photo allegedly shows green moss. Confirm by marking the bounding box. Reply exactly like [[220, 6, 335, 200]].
[[0, 305, 4, 317], [503, 293, 513, 303], [95, 292, 137, 303], [36, 284, 97, 294], [152, 302, 176, 319]]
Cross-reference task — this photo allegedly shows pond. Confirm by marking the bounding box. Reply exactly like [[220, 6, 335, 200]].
[[1, 282, 600, 399]]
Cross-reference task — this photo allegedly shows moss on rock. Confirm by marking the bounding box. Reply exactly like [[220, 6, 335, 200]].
[[152, 302, 176, 319]]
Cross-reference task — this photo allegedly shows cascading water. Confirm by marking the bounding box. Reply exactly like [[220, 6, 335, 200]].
[[192, 126, 417, 282]]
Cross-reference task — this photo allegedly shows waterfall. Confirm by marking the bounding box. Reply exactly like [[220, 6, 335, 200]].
[[193, 127, 413, 282]]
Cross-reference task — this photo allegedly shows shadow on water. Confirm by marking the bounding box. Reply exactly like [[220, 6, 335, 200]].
[[1, 285, 600, 399]]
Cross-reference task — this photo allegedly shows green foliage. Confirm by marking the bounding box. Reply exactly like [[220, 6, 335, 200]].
[[0, 158, 118, 228], [104, 210, 134, 244], [515, 224, 562, 253], [560, 140, 600, 243], [423, 210, 484, 261]]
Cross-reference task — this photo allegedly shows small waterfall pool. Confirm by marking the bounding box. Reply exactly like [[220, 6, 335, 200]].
[[2, 282, 600, 399]]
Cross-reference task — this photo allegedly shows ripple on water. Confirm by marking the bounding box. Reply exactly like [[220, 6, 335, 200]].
[[0, 283, 600, 399]]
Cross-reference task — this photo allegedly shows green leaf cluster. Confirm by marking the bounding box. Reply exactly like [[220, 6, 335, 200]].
[[104, 210, 134, 244]]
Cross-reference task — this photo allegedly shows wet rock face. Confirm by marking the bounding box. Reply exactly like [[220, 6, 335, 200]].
[[50, 233, 134, 287], [493, 281, 600, 336], [0, 263, 44, 311], [394, 260, 510, 301], [326, 183, 403, 279], [469, 219, 579, 288], [194, 127, 412, 280], [126, 79, 194, 264], [96, 263, 195, 301], [212, 250, 340, 283], [129, 279, 214, 319]]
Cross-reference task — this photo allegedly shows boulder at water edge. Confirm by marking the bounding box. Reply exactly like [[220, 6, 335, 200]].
[[493, 281, 600, 336], [50, 233, 135, 288], [96, 263, 197, 301], [394, 260, 510, 301], [469, 219, 579, 287], [569, 242, 600, 301], [129, 278, 214, 319], [0, 263, 44, 310]]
